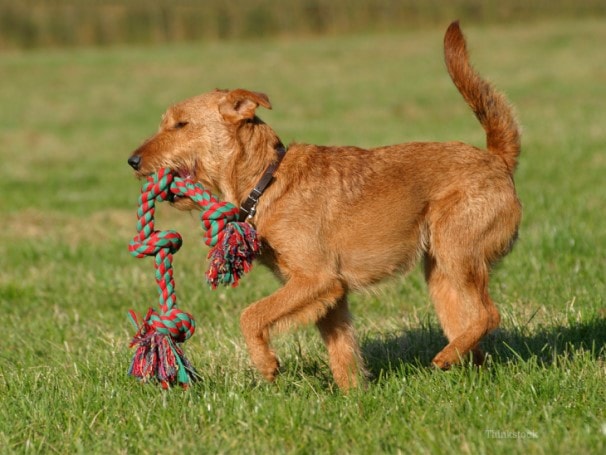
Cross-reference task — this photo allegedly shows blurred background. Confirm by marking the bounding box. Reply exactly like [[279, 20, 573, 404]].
[[2, 0, 605, 49]]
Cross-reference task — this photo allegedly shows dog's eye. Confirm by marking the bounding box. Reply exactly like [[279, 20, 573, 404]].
[[173, 121, 188, 130]]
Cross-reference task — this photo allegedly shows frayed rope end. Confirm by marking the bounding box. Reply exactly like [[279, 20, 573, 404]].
[[206, 222, 259, 289], [127, 309, 199, 389]]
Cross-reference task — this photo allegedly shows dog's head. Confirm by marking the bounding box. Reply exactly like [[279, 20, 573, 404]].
[[128, 88, 272, 209]]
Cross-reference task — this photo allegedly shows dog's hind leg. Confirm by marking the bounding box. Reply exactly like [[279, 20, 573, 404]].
[[424, 253, 500, 369], [424, 187, 519, 369], [240, 274, 346, 383], [316, 297, 364, 391]]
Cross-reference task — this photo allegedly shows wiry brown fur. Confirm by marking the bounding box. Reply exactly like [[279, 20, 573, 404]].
[[128, 22, 521, 391]]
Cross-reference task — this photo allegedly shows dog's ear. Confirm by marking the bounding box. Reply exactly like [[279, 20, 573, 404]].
[[219, 89, 272, 123]]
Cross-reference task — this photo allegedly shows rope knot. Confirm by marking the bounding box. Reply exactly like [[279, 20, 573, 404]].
[[137, 307, 196, 344]]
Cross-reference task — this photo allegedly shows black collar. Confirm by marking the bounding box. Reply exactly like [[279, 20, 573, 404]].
[[238, 142, 287, 222]]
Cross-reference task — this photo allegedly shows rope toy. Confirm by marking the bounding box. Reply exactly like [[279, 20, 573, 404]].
[[127, 168, 259, 388]]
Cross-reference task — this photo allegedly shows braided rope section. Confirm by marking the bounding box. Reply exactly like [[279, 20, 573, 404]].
[[127, 168, 259, 388], [169, 176, 259, 288]]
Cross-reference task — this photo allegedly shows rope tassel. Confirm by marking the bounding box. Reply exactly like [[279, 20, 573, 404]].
[[127, 168, 259, 388], [207, 222, 259, 288]]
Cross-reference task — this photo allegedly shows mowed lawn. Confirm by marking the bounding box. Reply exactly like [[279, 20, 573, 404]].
[[1, 18, 605, 454]]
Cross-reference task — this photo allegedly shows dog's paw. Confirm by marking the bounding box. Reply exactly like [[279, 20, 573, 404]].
[[432, 358, 452, 370], [432, 348, 485, 370], [431, 351, 454, 370], [259, 355, 280, 382]]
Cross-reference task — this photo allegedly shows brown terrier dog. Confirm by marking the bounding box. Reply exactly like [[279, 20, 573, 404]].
[[128, 22, 521, 390]]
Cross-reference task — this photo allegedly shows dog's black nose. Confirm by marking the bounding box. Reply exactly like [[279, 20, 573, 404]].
[[128, 155, 141, 170]]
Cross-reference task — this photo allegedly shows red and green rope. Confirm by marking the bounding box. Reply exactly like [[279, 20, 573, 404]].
[[127, 168, 259, 388]]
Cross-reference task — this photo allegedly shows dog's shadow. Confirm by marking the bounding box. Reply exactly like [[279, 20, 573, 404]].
[[361, 316, 606, 380]]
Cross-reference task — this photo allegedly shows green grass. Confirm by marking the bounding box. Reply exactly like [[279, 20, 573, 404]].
[[1, 18, 605, 454]]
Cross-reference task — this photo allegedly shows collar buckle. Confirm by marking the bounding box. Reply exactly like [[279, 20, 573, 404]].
[[238, 143, 286, 222]]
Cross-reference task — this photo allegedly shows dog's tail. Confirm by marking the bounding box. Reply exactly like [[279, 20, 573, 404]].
[[444, 21, 520, 173]]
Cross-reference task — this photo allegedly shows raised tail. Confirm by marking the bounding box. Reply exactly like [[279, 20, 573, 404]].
[[444, 21, 520, 173]]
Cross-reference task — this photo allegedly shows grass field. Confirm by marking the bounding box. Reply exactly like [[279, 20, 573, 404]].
[[1, 18, 605, 454]]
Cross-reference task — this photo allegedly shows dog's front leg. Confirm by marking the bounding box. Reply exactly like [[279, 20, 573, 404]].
[[240, 275, 345, 384]]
